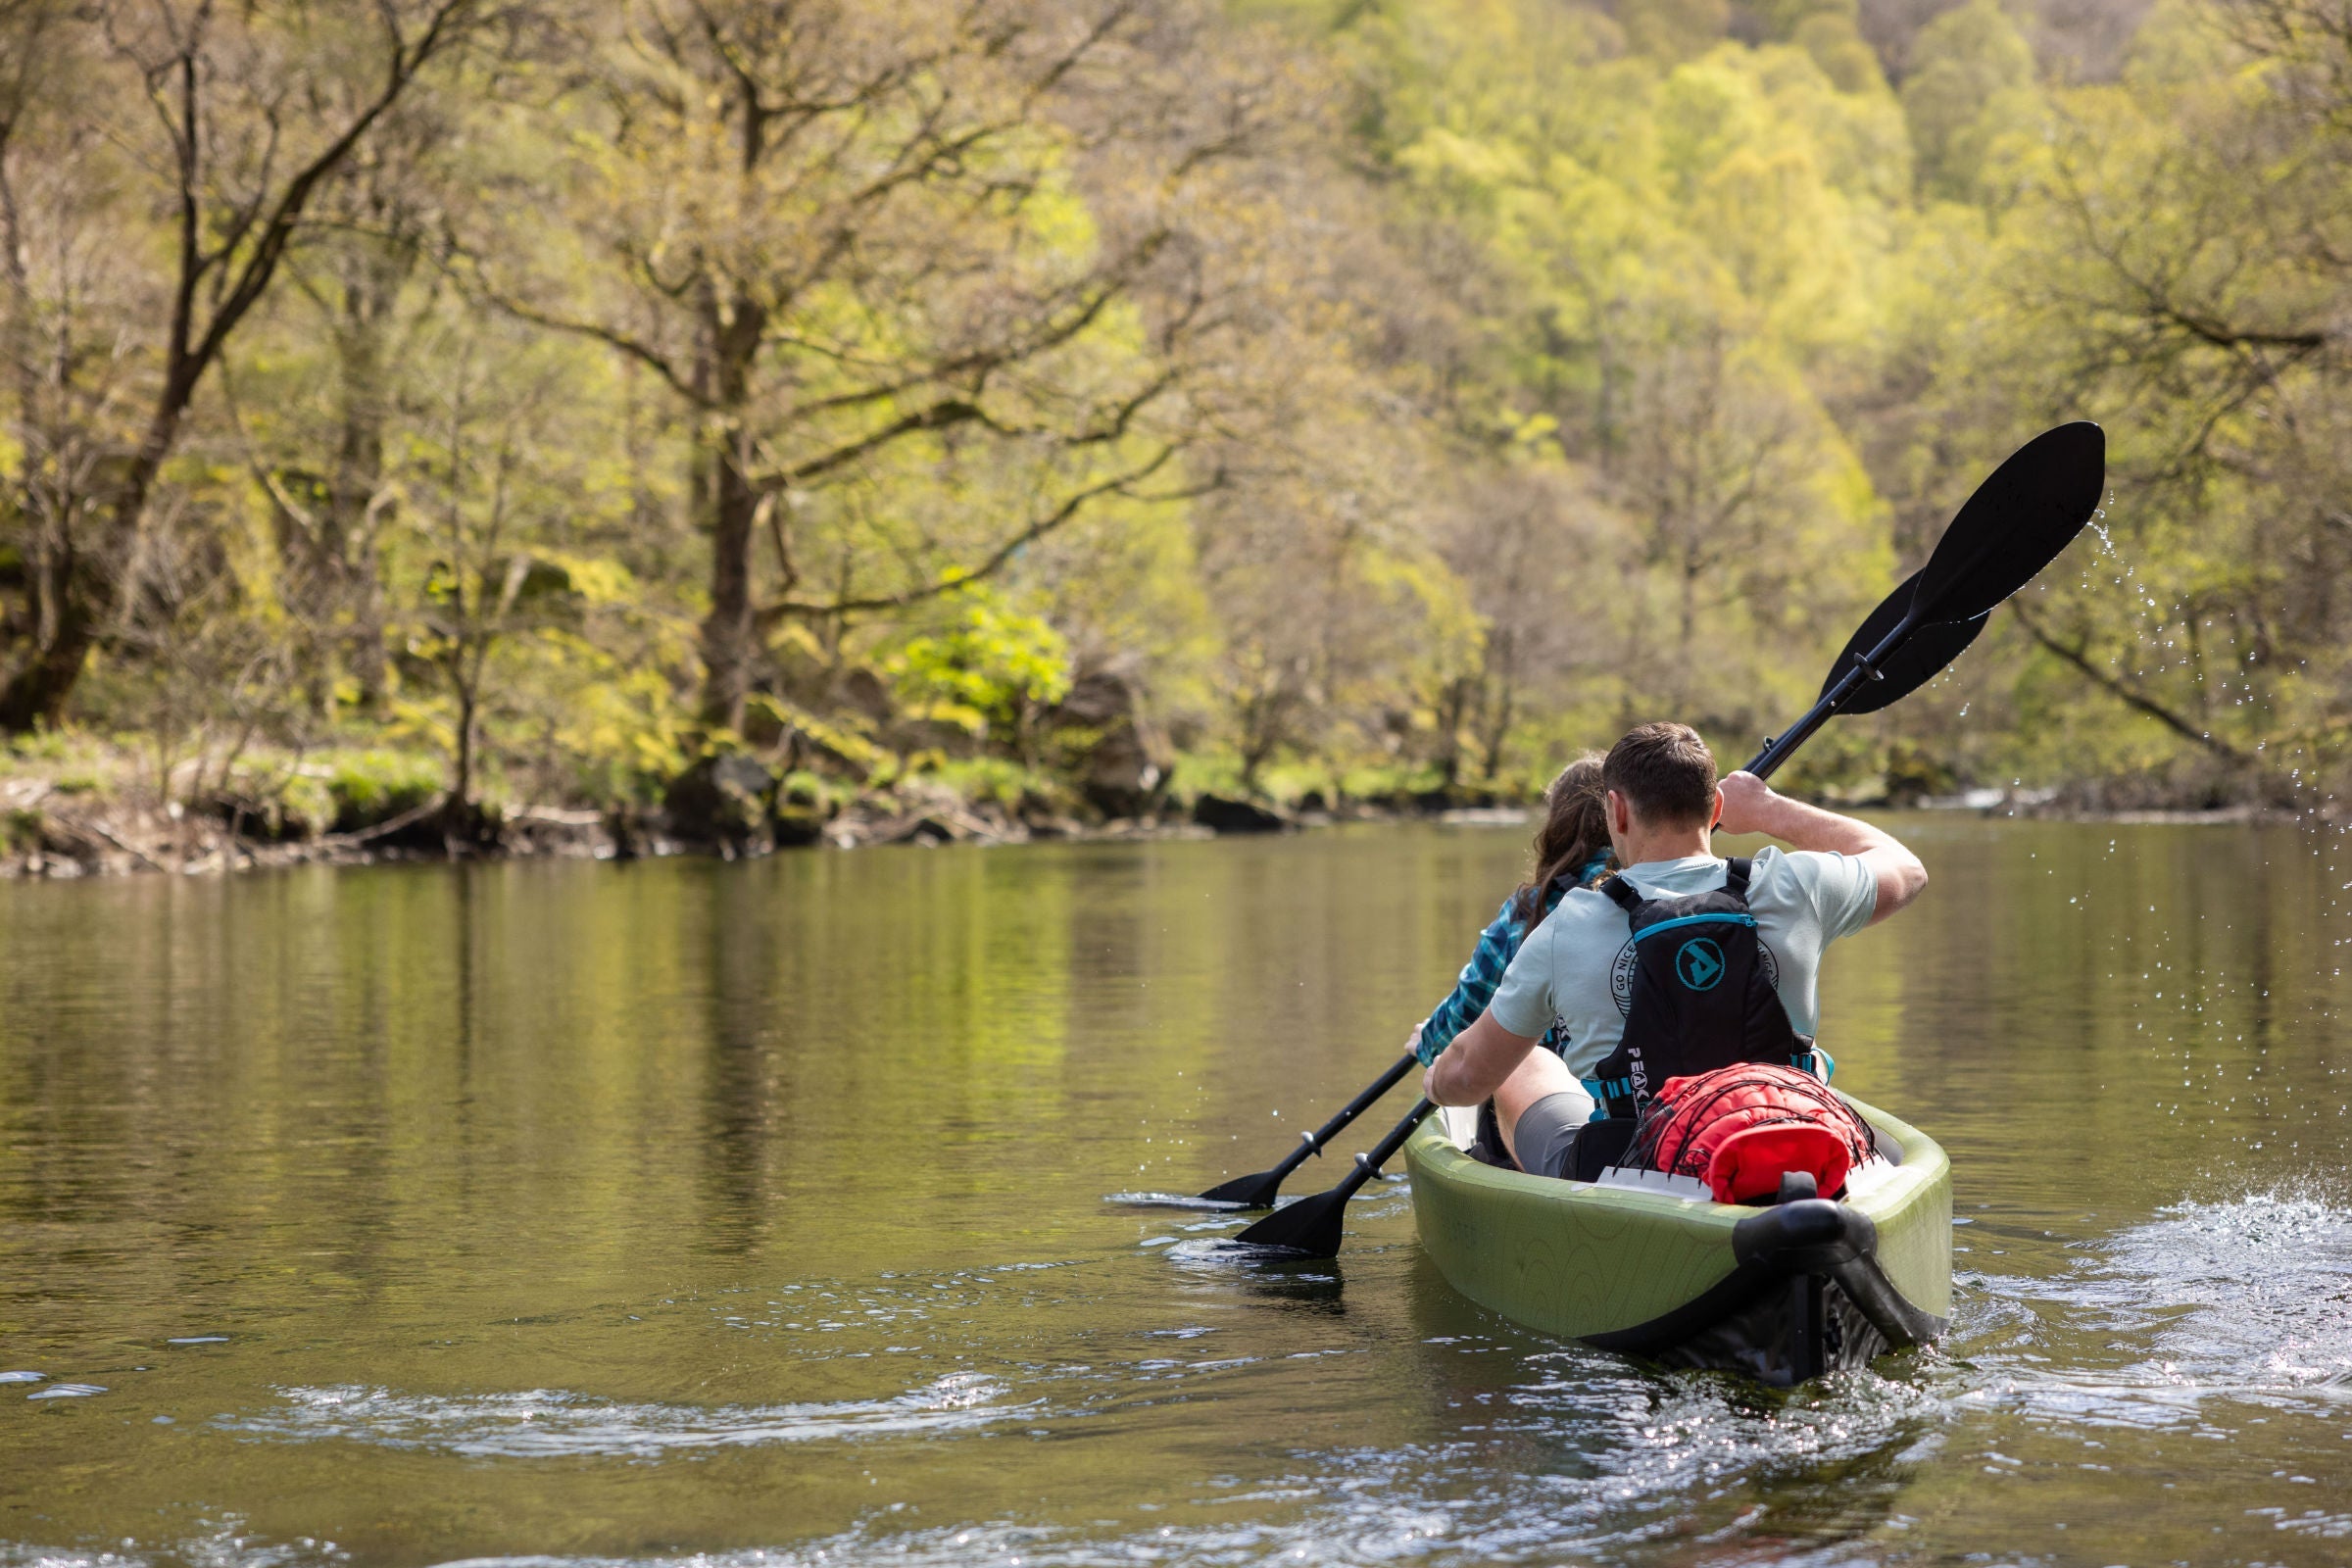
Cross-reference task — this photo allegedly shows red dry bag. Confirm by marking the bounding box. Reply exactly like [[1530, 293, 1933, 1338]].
[[1622, 1062, 1875, 1203]]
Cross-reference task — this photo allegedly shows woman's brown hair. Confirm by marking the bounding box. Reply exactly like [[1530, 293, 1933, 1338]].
[[1511, 756, 1612, 929]]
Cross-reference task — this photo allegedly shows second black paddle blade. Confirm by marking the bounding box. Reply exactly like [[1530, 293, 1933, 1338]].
[[1914, 421, 2105, 625], [1818, 568, 1990, 716]]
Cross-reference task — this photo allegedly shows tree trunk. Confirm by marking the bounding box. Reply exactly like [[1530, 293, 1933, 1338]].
[[450, 680, 476, 831], [327, 276, 392, 710], [0, 585, 95, 730], [697, 421, 760, 732], [694, 286, 767, 733], [1435, 675, 1468, 787], [0, 391, 177, 728], [1477, 651, 1517, 782]]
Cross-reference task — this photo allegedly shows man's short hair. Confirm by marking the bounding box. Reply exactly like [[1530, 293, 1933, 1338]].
[[1603, 722, 1718, 829]]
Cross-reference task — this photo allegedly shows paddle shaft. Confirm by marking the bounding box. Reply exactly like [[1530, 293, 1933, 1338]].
[[1276, 1051, 1417, 1179], [1337, 1098, 1437, 1200], [1744, 612, 1914, 780]]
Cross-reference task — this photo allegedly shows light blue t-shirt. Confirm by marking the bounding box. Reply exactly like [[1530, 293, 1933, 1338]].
[[1487, 847, 1880, 1080]]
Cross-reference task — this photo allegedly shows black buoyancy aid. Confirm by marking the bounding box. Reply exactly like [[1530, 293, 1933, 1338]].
[[1583, 858, 1813, 1120]]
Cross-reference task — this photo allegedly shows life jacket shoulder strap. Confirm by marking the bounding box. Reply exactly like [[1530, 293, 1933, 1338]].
[[1601, 860, 1749, 913]]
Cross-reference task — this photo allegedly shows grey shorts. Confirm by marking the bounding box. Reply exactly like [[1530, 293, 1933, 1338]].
[[1512, 1090, 1592, 1180]]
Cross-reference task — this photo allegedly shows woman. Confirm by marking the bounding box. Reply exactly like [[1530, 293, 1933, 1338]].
[[1410, 757, 1612, 1166]]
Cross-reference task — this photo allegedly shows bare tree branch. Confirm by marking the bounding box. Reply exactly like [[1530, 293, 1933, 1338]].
[[760, 440, 1186, 621], [2009, 598, 2258, 765]]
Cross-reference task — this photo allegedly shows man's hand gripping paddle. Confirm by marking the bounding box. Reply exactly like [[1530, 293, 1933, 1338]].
[[1226, 422, 2106, 1257]]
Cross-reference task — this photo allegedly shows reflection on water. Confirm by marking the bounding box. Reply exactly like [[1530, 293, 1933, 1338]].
[[4, 819, 2352, 1565]]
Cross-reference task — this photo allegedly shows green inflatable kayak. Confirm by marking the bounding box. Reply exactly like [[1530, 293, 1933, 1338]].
[[1404, 1096, 1951, 1385]]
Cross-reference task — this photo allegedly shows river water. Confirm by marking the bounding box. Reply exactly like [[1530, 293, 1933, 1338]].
[[3, 817, 2350, 1566]]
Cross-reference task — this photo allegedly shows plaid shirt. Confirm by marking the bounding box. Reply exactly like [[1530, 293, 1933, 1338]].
[[1416, 867, 1599, 1064]]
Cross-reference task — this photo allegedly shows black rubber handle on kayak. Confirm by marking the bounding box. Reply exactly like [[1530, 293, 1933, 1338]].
[[1231, 1100, 1435, 1256], [1198, 1050, 1419, 1207]]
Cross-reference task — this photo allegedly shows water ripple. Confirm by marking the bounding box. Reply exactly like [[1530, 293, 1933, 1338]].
[[217, 1372, 1027, 1459], [1961, 1188, 2352, 1428]]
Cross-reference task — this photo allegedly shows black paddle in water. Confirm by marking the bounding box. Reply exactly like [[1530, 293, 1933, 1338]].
[[1233, 1099, 1434, 1253], [1196, 1049, 1419, 1207], [1223, 421, 2106, 1258]]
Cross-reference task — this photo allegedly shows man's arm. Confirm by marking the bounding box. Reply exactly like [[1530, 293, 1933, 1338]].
[[1716, 770, 1927, 923], [1412, 902, 1522, 1064], [1423, 1008, 1544, 1105]]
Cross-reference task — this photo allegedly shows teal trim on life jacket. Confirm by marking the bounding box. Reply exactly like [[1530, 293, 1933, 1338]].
[[1630, 910, 1759, 944]]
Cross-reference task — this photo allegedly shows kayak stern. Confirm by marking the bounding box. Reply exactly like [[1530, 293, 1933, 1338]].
[[1404, 1098, 1951, 1386]]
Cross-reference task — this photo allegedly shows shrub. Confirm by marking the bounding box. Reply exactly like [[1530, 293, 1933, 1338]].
[[323, 751, 444, 833]]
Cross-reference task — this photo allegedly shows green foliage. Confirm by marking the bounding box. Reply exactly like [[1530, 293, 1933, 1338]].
[[1901, 0, 2038, 198], [276, 773, 336, 840], [920, 756, 1072, 811], [885, 591, 1073, 744], [746, 695, 887, 779], [778, 769, 835, 811]]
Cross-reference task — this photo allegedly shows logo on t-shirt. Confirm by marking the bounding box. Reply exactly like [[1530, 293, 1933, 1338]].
[[1676, 936, 1726, 991]]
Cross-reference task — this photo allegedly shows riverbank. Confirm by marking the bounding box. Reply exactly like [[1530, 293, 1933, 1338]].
[[0, 761, 2286, 882], [0, 783, 1406, 879], [0, 735, 1490, 879]]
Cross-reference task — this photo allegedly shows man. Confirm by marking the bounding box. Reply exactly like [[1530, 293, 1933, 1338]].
[[1423, 721, 1929, 1179]]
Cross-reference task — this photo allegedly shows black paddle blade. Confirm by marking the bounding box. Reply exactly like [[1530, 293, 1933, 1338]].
[[1231, 1185, 1350, 1257], [1913, 421, 2105, 625], [1818, 568, 1990, 716], [1196, 1167, 1288, 1208]]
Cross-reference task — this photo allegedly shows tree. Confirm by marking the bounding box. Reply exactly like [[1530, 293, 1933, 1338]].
[[0, 0, 487, 731], [1900, 0, 2352, 798], [473, 0, 1256, 733], [1900, 0, 2037, 198], [386, 319, 660, 837]]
